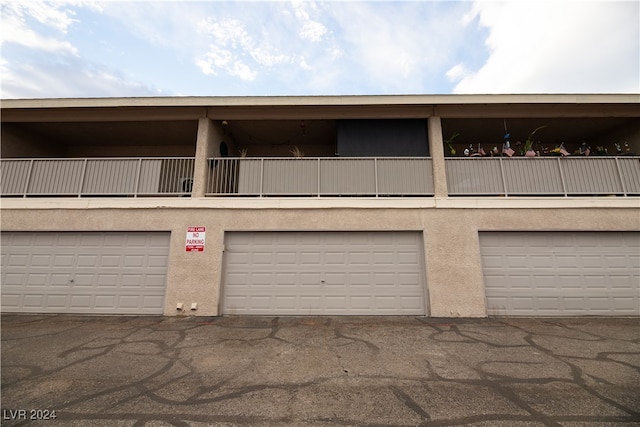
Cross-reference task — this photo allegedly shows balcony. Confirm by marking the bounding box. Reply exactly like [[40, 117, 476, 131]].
[[206, 157, 435, 197], [0, 158, 195, 197], [1, 156, 639, 199], [446, 156, 640, 197]]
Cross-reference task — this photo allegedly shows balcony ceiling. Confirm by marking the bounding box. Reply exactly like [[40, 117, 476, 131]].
[[441, 117, 638, 148], [4, 116, 637, 154], [18, 120, 199, 147]]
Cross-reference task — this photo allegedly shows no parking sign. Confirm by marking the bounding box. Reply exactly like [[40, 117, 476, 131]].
[[185, 226, 206, 252]]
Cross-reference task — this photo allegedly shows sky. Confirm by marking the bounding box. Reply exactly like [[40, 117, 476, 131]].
[[1, 0, 638, 99]]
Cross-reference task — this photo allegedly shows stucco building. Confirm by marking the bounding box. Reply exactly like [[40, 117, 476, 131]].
[[1, 94, 639, 317]]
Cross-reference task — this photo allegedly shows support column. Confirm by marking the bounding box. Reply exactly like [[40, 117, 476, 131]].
[[428, 115, 448, 198], [192, 118, 224, 197]]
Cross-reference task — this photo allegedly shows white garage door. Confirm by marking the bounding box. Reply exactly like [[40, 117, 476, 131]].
[[480, 232, 640, 316], [222, 231, 426, 315], [1, 232, 170, 314]]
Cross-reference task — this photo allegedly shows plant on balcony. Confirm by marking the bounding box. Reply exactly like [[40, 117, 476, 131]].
[[290, 146, 305, 158], [577, 142, 591, 156], [550, 142, 570, 156], [593, 145, 608, 156], [444, 133, 460, 156], [523, 125, 547, 157]]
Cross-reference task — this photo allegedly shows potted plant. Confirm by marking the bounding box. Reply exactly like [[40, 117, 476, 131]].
[[524, 125, 547, 157], [445, 133, 460, 156], [290, 146, 304, 158]]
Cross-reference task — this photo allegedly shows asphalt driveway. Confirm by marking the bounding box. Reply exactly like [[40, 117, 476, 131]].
[[1, 315, 639, 426]]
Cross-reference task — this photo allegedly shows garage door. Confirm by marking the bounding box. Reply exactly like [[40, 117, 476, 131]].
[[222, 231, 426, 315], [480, 232, 639, 316], [1, 232, 170, 314]]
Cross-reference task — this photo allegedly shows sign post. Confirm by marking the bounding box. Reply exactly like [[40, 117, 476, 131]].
[[185, 226, 206, 252]]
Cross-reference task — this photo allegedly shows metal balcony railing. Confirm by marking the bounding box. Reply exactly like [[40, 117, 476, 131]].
[[206, 157, 435, 197], [0, 158, 195, 197], [446, 156, 640, 196], [3, 156, 637, 199]]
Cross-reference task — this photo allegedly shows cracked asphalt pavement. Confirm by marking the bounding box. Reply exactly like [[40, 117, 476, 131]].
[[1, 315, 639, 426]]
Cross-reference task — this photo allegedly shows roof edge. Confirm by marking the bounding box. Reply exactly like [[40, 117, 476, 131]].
[[2, 93, 639, 109]]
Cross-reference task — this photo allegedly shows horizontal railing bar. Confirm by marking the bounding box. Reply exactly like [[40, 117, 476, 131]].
[[206, 156, 433, 160], [0, 157, 196, 161]]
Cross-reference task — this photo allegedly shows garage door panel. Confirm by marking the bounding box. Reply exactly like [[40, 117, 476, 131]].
[[124, 255, 145, 268], [602, 255, 631, 269], [46, 294, 68, 309], [252, 252, 273, 264], [398, 272, 421, 285], [610, 275, 638, 289], [300, 252, 322, 265], [4, 273, 24, 286], [481, 232, 639, 316], [325, 252, 345, 264], [76, 255, 98, 267], [222, 231, 426, 315], [79, 235, 102, 247], [1, 232, 170, 314], [557, 275, 582, 288], [373, 252, 394, 264], [23, 294, 46, 308], [396, 251, 420, 265], [612, 297, 637, 311], [147, 255, 168, 268], [325, 272, 346, 283], [53, 254, 75, 267], [95, 295, 116, 308], [97, 274, 118, 286], [117, 295, 141, 309], [26, 274, 47, 286], [348, 252, 370, 265]]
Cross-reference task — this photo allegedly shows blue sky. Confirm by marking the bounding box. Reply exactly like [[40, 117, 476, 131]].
[[1, 0, 638, 99]]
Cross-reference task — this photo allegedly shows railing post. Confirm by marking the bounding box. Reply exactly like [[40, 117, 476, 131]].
[[24, 159, 35, 198], [317, 158, 321, 197], [78, 158, 89, 197], [614, 157, 628, 197], [133, 158, 143, 197], [557, 157, 568, 197], [374, 158, 379, 197], [260, 158, 264, 197], [498, 157, 508, 197]]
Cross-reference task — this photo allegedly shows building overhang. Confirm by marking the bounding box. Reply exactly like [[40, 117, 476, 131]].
[[2, 93, 639, 122]]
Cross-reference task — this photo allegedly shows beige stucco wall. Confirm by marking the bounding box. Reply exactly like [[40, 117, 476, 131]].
[[2, 202, 637, 317]]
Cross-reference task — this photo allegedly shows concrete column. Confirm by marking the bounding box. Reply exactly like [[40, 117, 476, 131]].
[[428, 116, 448, 198], [423, 211, 487, 317], [192, 118, 224, 197]]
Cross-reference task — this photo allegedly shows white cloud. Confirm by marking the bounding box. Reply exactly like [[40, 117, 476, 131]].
[[0, 1, 82, 55], [196, 18, 254, 80], [446, 63, 470, 82], [0, 1, 166, 99], [195, 46, 257, 81], [292, 1, 328, 42], [4, 0, 630, 99], [299, 19, 328, 42], [1, 59, 162, 99], [452, 1, 640, 94], [1, 13, 78, 55], [194, 3, 338, 85], [327, 2, 474, 93]]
